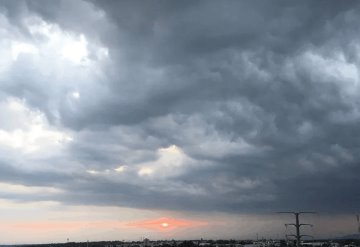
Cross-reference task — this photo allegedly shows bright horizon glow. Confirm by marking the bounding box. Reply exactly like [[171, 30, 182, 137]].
[[126, 217, 208, 232]]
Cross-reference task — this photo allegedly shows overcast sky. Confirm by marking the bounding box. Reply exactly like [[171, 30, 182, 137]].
[[1, 0, 360, 244]]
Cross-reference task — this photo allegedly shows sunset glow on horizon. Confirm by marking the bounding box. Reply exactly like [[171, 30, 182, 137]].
[[126, 217, 208, 232], [0, 216, 208, 235]]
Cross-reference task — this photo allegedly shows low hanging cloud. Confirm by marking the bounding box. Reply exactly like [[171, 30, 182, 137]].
[[0, 0, 360, 216]]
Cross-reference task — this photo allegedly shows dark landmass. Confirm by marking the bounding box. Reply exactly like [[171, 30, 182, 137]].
[[6, 238, 360, 247]]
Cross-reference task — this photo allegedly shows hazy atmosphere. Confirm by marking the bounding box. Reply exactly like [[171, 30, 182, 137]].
[[0, 0, 360, 244]]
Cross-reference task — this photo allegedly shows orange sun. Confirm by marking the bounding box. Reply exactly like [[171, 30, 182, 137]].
[[161, 222, 169, 228], [126, 217, 207, 232]]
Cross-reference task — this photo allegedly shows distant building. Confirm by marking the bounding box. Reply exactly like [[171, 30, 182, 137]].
[[143, 238, 151, 247]]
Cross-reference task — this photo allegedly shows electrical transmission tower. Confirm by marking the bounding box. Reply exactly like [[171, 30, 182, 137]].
[[278, 211, 316, 247]]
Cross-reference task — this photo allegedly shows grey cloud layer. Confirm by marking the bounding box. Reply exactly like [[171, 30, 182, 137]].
[[1, 0, 360, 213]]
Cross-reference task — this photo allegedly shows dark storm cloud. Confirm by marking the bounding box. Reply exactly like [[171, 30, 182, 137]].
[[1, 0, 360, 214]]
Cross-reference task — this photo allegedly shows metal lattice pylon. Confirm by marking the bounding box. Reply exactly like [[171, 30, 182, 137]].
[[278, 211, 316, 247]]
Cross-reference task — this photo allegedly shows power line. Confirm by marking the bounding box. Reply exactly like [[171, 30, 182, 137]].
[[278, 212, 316, 247]]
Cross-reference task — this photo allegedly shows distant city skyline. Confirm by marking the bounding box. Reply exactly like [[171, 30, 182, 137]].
[[0, 0, 360, 244]]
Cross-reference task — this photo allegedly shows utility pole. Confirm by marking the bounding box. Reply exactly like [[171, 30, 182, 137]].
[[278, 212, 316, 247], [356, 214, 360, 233]]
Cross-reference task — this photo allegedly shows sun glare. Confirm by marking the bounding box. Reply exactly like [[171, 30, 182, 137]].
[[161, 222, 169, 228]]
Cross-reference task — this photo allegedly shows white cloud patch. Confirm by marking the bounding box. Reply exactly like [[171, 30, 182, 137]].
[[0, 182, 63, 195], [0, 97, 72, 155], [114, 165, 126, 173], [138, 167, 154, 177], [0, 14, 111, 127], [136, 145, 191, 178], [71, 91, 80, 99], [11, 41, 39, 61], [26, 17, 91, 65], [61, 34, 89, 64], [300, 50, 360, 95], [86, 169, 99, 175]]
